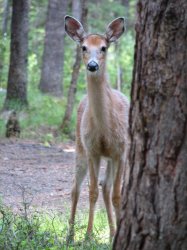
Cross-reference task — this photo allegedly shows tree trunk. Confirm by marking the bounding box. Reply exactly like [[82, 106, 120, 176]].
[[115, 43, 123, 92], [121, 0, 135, 30], [39, 0, 68, 96], [113, 1, 187, 250], [2, 0, 10, 36], [72, 0, 82, 20], [61, 0, 88, 133], [4, 0, 29, 110]]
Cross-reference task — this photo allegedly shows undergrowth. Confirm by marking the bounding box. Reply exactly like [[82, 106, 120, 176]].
[[0, 86, 79, 143], [0, 200, 111, 250]]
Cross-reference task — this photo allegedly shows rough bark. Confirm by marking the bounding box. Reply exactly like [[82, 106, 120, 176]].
[[61, 0, 88, 133], [113, 0, 187, 250], [4, 0, 29, 110], [39, 0, 68, 96]]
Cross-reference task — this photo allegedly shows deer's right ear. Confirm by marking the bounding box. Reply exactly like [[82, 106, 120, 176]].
[[64, 15, 85, 44]]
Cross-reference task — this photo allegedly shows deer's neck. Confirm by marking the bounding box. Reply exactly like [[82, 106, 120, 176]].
[[87, 72, 111, 127]]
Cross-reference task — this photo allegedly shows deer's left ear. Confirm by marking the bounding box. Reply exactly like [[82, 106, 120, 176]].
[[105, 17, 125, 43]]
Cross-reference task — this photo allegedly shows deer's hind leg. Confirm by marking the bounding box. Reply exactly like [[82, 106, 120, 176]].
[[112, 157, 124, 226]]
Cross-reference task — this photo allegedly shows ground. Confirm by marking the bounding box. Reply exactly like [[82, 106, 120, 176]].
[[0, 139, 105, 214]]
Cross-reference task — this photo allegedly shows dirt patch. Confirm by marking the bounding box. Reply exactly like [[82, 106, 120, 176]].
[[0, 139, 105, 213]]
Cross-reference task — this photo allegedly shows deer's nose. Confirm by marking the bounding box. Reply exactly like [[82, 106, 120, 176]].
[[87, 61, 99, 72]]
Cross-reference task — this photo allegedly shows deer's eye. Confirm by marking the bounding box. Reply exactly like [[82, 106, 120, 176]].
[[101, 46, 106, 52], [82, 46, 87, 52]]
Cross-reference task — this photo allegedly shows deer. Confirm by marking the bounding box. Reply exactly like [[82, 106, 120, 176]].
[[64, 15, 129, 241]]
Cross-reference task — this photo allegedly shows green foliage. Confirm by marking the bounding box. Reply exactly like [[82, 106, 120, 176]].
[[88, 1, 126, 32], [28, 1, 46, 87], [22, 86, 67, 142], [0, 35, 10, 88], [0, 87, 66, 142], [107, 31, 134, 96], [0, 201, 111, 250]]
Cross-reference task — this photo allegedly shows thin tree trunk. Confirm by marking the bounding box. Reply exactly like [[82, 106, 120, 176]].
[[61, 0, 88, 133], [121, 0, 135, 30], [2, 0, 10, 36], [72, 0, 82, 20], [39, 0, 68, 96], [121, 0, 129, 18], [116, 65, 122, 92], [4, 0, 29, 110], [60, 46, 82, 133], [115, 43, 123, 91], [113, 0, 187, 249]]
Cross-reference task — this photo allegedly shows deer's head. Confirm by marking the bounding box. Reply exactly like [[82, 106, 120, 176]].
[[65, 16, 125, 74]]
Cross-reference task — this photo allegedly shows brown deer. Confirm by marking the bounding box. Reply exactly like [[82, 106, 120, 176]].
[[65, 15, 129, 240]]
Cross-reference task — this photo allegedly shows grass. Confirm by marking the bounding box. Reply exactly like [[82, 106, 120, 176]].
[[0, 200, 112, 250]]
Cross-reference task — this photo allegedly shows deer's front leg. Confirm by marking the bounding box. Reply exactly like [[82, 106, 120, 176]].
[[86, 156, 100, 236], [67, 153, 87, 243]]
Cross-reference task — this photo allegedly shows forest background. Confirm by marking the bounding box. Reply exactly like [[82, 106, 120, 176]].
[[0, 0, 135, 142], [1, 1, 187, 249]]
